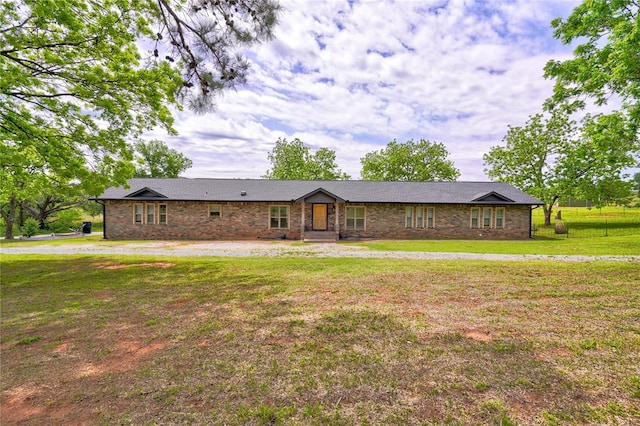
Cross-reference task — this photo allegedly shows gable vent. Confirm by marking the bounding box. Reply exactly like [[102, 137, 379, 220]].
[[472, 191, 514, 203]]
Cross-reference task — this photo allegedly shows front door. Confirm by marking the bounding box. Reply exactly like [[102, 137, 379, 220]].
[[312, 204, 328, 230]]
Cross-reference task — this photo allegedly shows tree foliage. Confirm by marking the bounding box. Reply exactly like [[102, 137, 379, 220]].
[[0, 0, 280, 238], [544, 0, 640, 128], [360, 139, 460, 181], [484, 110, 638, 225], [134, 140, 193, 178], [263, 138, 350, 180]]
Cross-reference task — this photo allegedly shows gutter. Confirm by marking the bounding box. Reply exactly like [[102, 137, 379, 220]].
[[530, 205, 541, 239]]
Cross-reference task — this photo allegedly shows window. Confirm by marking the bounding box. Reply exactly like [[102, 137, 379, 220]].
[[134, 204, 143, 224], [209, 204, 221, 217], [470, 208, 480, 229], [408, 207, 434, 228], [405, 207, 413, 228], [133, 204, 144, 225], [471, 207, 505, 229], [426, 207, 435, 228], [146, 204, 156, 224], [159, 204, 167, 224], [269, 206, 289, 229], [346, 206, 365, 230], [495, 208, 504, 228], [483, 208, 492, 228], [416, 207, 424, 228], [134, 203, 166, 224]]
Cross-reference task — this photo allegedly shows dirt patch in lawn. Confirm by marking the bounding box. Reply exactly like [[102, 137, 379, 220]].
[[462, 329, 494, 342], [1, 339, 168, 424], [76, 340, 167, 378]]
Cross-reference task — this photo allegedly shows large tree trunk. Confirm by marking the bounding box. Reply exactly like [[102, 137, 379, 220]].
[[542, 195, 560, 226], [543, 205, 553, 226], [1, 195, 18, 239]]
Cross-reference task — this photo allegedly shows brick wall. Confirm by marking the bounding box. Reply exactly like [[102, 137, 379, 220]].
[[105, 200, 301, 240], [338, 203, 531, 240], [104, 200, 532, 240]]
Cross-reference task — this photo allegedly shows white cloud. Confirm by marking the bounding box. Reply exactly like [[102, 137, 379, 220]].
[[151, 0, 583, 181]]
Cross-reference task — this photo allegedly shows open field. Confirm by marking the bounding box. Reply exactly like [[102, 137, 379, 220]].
[[531, 206, 640, 239], [2, 255, 639, 425]]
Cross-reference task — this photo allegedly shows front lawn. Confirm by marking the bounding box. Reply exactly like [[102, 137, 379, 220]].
[[2, 255, 639, 424], [348, 235, 640, 256]]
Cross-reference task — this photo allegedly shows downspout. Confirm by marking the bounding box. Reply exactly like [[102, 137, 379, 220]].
[[530, 205, 540, 239]]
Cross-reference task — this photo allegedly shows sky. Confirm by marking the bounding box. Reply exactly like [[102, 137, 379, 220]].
[[147, 0, 585, 181]]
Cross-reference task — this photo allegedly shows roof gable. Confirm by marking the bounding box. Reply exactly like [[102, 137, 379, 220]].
[[125, 187, 167, 199], [295, 188, 345, 203], [472, 191, 515, 203]]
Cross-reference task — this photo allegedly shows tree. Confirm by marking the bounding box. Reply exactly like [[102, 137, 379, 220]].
[[484, 110, 637, 226], [0, 0, 280, 238], [634, 172, 640, 194], [544, 0, 640, 128], [134, 140, 193, 178], [360, 139, 460, 181], [263, 138, 350, 180], [23, 193, 85, 230]]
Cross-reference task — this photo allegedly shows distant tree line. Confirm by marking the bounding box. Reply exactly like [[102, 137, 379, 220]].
[[264, 137, 460, 182]]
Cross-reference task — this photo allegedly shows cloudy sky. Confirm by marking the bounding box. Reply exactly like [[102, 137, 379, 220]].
[[149, 0, 584, 181]]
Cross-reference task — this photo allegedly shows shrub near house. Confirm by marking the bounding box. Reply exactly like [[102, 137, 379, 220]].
[[96, 179, 542, 241]]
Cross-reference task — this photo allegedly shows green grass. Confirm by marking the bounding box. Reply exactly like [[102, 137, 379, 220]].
[[348, 235, 640, 256], [532, 206, 640, 239], [533, 205, 640, 222], [2, 255, 639, 425]]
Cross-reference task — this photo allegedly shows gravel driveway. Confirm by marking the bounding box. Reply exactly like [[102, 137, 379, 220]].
[[2, 239, 639, 262]]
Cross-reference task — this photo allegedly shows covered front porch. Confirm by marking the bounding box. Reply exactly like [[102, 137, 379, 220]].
[[296, 188, 343, 242]]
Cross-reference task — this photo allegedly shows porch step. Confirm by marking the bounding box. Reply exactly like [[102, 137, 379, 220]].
[[302, 231, 339, 242]]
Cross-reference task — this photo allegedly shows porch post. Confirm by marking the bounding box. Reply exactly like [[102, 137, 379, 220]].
[[300, 201, 305, 239], [334, 202, 339, 238]]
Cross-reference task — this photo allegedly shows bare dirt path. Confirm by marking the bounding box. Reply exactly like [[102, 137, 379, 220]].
[[2, 240, 639, 262]]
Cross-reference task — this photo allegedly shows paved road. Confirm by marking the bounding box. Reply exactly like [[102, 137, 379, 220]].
[[2, 240, 639, 262]]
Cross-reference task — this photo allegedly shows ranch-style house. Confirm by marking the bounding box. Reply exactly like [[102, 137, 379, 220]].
[[96, 178, 542, 241]]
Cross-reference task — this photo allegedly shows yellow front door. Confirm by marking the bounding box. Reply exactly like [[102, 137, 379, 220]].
[[312, 204, 327, 230]]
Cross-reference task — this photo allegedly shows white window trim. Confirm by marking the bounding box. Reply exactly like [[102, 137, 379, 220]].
[[405, 207, 413, 228], [346, 206, 366, 231], [146, 203, 156, 225], [470, 207, 480, 229], [471, 207, 505, 229], [416, 207, 424, 228], [133, 202, 167, 225], [495, 207, 505, 229], [482, 207, 493, 228], [426, 207, 435, 229], [209, 204, 222, 218], [134, 203, 144, 224], [269, 205, 290, 230], [407, 206, 435, 229], [159, 204, 168, 225]]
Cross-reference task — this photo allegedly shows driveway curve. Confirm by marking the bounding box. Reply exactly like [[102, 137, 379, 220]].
[[2, 240, 639, 262]]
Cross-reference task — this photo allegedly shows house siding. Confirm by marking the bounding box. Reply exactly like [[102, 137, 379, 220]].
[[104, 200, 531, 240]]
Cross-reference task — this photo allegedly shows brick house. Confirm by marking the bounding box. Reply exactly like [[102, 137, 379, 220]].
[[96, 178, 542, 241]]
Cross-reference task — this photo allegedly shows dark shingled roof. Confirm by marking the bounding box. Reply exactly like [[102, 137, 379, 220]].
[[99, 178, 542, 205]]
